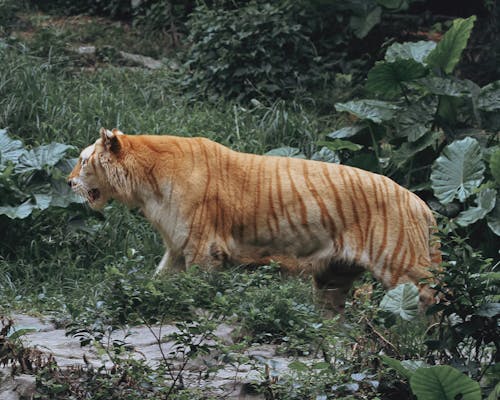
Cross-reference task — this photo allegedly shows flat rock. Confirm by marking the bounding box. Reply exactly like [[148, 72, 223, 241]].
[[0, 368, 35, 400], [7, 314, 323, 399], [119, 51, 163, 69], [76, 46, 96, 55]]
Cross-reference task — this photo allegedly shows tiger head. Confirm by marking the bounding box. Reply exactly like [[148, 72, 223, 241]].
[[67, 128, 125, 209]]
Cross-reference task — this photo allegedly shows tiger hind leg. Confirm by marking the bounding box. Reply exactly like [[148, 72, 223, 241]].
[[313, 262, 365, 316]]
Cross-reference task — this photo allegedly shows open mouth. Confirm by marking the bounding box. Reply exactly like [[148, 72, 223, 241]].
[[88, 188, 101, 203]]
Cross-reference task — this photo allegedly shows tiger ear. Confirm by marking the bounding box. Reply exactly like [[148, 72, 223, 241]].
[[111, 128, 124, 136], [100, 127, 121, 154]]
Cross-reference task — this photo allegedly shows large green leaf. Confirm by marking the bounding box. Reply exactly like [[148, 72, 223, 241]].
[[490, 147, 500, 185], [410, 365, 481, 400], [486, 201, 500, 236], [379, 283, 419, 321], [265, 147, 306, 158], [0, 200, 35, 219], [417, 77, 479, 98], [349, 6, 382, 39], [327, 123, 366, 139], [395, 99, 437, 142], [380, 355, 414, 379], [478, 80, 500, 111], [366, 60, 428, 97], [50, 179, 86, 207], [385, 41, 436, 64], [34, 193, 53, 211], [15, 142, 74, 173], [425, 16, 476, 74], [455, 189, 497, 227], [0, 129, 25, 168], [430, 137, 485, 204], [335, 100, 400, 123], [391, 131, 439, 168], [311, 147, 340, 164], [319, 139, 363, 152]]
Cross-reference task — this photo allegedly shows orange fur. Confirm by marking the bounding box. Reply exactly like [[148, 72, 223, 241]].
[[68, 128, 441, 313]]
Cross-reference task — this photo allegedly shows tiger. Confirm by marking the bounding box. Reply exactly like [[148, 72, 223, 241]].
[[68, 128, 441, 313]]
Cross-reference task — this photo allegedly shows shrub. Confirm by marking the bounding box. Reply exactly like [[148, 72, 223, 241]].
[[0, 0, 20, 35], [31, 0, 132, 18], [427, 237, 499, 380], [184, 1, 327, 101]]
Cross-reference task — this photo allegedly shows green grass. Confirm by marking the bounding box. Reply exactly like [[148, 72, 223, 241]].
[[0, 46, 333, 153]]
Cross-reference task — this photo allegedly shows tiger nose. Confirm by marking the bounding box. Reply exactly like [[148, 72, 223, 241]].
[[67, 179, 73, 188]]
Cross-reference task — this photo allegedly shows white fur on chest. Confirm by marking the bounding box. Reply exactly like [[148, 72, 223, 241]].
[[141, 185, 189, 252]]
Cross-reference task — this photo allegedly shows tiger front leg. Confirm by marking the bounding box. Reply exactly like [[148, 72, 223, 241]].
[[154, 249, 185, 276], [183, 240, 229, 270]]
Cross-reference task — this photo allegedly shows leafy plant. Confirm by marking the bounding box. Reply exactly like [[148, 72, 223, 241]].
[[381, 357, 482, 400], [430, 137, 498, 235], [430, 137, 485, 204], [0, 317, 46, 374], [374, 235, 498, 396], [379, 283, 419, 321], [0, 129, 82, 219], [332, 16, 500, 242], [410, 365, 481, 400], [182, 0, 427, 101], [426, 237, 499, 379]]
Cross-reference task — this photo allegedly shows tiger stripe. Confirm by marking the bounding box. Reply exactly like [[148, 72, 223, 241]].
[[267, 162, 280, 237], [302, 162, 335, 233], [276, 158, 298, 233], [285, 158, 308, 228]]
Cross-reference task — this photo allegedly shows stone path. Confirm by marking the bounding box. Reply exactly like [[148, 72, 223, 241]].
[[1, 314, 319, 399]]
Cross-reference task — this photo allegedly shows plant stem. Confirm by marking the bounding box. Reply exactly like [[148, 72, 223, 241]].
[[368, 123, 381, 173]]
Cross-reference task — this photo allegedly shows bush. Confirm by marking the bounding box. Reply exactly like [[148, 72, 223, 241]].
[[0, 0, 21, 35], [32, 0, 132, 18], [184, 1, 327, 101]]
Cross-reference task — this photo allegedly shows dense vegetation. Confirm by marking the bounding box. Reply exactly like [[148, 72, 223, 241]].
[[0, 0, 498, 399]]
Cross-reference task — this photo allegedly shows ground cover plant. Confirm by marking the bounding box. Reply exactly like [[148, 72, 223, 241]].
[[0, 1, 499, 399]]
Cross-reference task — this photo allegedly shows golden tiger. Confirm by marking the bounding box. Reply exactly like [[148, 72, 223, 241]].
[[68, 128, 441, 313]]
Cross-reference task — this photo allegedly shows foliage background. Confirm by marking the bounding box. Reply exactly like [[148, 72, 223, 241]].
[[0, 0, 498, 398]]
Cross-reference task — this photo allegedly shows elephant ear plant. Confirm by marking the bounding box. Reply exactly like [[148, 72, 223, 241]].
[[0, 129, 83, 219], [330, 16, 499, 243], [332, 15, 500, 398], [379, 272, 498, 399]]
